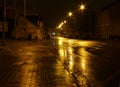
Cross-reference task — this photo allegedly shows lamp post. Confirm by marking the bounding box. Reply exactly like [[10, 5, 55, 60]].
[[79, 4, 85, 15], [80, 4, 85, 10], [88, 9, 91, 36], [14, 0, 16, 30], [23, 0, 26, 39], [2, 0, 6, 46], [68, 11, 73, 17], [24, 0, 26, 17], [79, 4, 91, 37]]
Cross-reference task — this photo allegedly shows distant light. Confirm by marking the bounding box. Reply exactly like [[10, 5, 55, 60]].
[[64, 20, 67, 23], [80, 4, 85, 10], [58, 21, 66, 29], [58, 23, 62, 28], [52, 32, 56, 35], [68, 11, 72, 17]]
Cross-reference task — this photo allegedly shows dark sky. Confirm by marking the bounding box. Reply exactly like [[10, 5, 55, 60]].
[[0, 0, 117, 27]]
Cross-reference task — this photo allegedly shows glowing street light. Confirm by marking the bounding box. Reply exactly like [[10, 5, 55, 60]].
[[79, 3, 92, 36], [68, 11, 72, 17], [58, 22, 63, 29], [63, 20, 67, 23], [80, 4, 85, 10], [57, 20, 67, 29]]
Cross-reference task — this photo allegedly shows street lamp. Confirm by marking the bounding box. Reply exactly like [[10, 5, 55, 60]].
[[80, 4, 85, 10], [80, 4, 92, 35], [63, 20, 67, 23], [79, 4, 86, 15], [68, 11, 72, 17]]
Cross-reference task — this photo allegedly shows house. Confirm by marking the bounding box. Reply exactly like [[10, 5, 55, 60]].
[[96, 0, 120, 39], [0, 7, 46, 40], [26, 15, 48, 37], [11, 16, 43, 40]]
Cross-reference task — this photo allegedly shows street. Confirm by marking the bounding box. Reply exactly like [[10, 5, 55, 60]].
[[0, 37, 120, 87], [0, 39, 76, 87], [54, 37, 120, 87]]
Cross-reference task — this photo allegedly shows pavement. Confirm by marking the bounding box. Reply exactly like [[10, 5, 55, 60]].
[[0, 39, 120, 87], [0, 40, 76, 87]]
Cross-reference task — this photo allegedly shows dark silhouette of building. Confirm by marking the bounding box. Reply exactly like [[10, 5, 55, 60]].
[[96, 0, 120, 39], [0, 7, 18, 38]]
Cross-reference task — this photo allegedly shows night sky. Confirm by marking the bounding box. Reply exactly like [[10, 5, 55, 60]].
[[0, 0, 117, 27]]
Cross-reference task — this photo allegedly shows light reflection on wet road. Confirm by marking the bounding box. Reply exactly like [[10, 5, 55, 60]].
[[0, 37, 120, 87], [0, 40, 76, 87], [17, 45, 76, 87], [55, 37, 120, 87]]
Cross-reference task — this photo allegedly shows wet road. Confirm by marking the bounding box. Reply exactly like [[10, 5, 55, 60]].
[[0, 37, 120, 87], [54, 37, 120, 87], [0, 40, 76, 87]]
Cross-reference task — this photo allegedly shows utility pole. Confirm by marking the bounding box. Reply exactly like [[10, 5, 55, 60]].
[[88, 9, 91, 35], [23, 0, 26, 39], [14, 0, 16, 30], [24, 0, 26, 17], [2, 0, 6, 46]]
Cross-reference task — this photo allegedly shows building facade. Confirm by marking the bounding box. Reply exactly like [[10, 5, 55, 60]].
[[96, 0, 120, 39], [12, 16, 43, 40]]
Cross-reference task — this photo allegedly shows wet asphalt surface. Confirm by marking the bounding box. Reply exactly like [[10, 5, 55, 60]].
[[0, 40, 76, 87], [54, 37, 120, 87], [0, 37, 120, 87]]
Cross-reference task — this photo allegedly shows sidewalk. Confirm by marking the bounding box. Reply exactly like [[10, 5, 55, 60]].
[[0, 40, 76, 87]]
